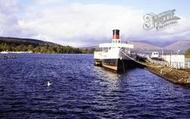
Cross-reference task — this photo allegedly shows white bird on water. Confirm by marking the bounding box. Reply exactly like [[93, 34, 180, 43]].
[[47, 81, 52, 87]]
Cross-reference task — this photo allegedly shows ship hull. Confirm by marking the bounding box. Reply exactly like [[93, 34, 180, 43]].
[[95, 58, 144, 73]]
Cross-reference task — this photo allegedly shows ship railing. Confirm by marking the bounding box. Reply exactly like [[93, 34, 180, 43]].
[[94, 51, 102, 59], [94, 50, 108, 59], [120, 48, 135, 60]]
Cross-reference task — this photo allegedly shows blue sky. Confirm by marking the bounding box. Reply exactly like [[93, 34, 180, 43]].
[[0, 0, 190, 47], [20, 0, 190, 15]]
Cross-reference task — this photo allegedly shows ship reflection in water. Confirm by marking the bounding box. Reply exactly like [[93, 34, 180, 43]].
[[0, 54, 190, 119], [94, 66, 121, 92]]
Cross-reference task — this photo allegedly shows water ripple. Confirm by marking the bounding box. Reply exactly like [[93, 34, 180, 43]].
[[0, 54, 190, 119]]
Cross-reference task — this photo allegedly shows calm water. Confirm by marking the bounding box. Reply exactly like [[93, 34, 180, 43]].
[[0, 54, 190, 119]]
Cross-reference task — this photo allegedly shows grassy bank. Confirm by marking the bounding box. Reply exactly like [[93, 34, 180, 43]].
[[146, 64, 190, 85]]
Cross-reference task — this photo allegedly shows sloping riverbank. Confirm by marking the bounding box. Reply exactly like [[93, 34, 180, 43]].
[[146, 64, 190, 85]]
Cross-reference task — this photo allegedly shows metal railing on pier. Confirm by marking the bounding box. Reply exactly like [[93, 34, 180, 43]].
[[185, 62, 190, 69]]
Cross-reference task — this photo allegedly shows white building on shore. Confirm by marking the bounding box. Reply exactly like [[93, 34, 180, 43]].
[[161, 55, 186, 69]]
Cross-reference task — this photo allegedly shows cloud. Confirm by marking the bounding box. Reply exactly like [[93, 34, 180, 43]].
[[0, 0, 190, 47], [0, 0, 22, 36], [149, 16, 190, 41], [18, 2, 145, 46]]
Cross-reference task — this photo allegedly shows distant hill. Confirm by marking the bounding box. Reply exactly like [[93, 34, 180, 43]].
[[129, 40, 190, 52], [130, 41, 161, 50], [165, 40, 190, 52], [0, 37, 85, 54], [0, 37, 56, 46], [1, 36, 189, 54]]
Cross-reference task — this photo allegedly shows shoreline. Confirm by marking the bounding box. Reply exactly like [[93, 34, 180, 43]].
[[145, 64, 190, 85]]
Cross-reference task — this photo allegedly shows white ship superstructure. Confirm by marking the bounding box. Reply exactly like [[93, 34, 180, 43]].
[[94, 29, 135, 73]]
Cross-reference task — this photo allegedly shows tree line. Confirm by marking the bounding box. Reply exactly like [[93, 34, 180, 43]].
[[0, 41, 94, 54], [185, 48, 190, 58]]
